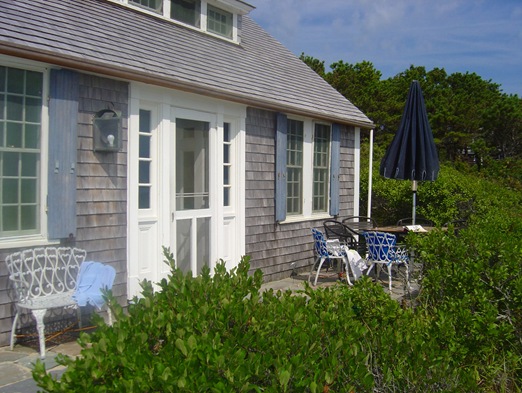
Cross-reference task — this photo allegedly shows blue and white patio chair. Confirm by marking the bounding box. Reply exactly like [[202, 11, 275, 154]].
[[310, 228, 354, 286], [363, 231, 411, 292]]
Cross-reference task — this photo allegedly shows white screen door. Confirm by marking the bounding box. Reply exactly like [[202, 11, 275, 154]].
[[174, 117, 213, 275]]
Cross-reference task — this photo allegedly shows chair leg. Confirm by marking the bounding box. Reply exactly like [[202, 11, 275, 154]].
[[32, 309, 48, 359], [76, 307, 83, 329], [313, 257, 327, 286], [10, 310, 20, 351], [343, 257, 353, 286], [309, 257, 319, 284], [387, 264, 393, 292], [404, 264, 411, 290], [106, 305, 113, 326]]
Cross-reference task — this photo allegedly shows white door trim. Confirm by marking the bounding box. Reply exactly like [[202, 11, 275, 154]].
[[127, 83, 247, 298]]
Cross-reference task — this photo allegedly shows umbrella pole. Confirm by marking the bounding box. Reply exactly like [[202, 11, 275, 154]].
[[412, 180, 417, 225], [410, 180, 418, 279]]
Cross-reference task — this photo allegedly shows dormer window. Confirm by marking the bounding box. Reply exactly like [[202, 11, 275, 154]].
[[207, 4, 233, 38], [129, 0, 163, 13], [171, 0, 201, 27], [119, 0, 254, 43]]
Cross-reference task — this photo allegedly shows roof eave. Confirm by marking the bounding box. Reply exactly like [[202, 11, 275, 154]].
[[0, 43, 374, 129]]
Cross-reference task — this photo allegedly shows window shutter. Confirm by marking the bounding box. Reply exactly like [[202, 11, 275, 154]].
[[329, 123, 341, 216], [48, 69, 79, 239], [275, 113, 287, 222]]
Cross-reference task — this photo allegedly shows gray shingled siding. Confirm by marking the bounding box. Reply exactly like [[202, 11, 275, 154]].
[[245, 108, 355, 282], [0, 264, 10, 346], [75, 73, 128, 302], [0, 73, 128, 347], [339, 125, 356, 214]]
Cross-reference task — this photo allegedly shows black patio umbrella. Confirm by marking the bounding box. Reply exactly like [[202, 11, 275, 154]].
[[380, 80, 439, 224]]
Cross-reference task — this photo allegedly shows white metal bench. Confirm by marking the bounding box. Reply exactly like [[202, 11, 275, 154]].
[[5, 247, 112, 358]]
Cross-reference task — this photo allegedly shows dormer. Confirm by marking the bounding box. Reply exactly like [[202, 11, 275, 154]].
[[114, 0, 255, 43]]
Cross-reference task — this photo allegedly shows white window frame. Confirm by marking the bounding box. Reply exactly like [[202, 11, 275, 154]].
[[137, 105, 159, 215], [286, 118, 303, 216], [0, 56, 50, 249], [284, 117, 331, 222], [312, 122, 331, 213], [116, 0, 240, 42], [205, 3, 233, 39]]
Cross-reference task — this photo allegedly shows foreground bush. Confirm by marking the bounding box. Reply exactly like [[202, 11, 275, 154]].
[[411, 210, 522, 391], [34, 248, 485, 392]]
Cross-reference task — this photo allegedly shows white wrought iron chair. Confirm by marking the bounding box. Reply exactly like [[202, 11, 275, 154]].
[[310, 228, 354, 286], [363, 231, 411, 292]]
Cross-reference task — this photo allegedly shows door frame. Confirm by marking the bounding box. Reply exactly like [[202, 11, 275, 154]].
[[127, 83, 246, 298]]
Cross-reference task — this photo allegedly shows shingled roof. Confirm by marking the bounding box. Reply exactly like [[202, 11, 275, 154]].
[[0, 0, 373, 127]]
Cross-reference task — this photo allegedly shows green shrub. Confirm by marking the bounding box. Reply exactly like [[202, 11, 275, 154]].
[[33, 251, 370, 392], [409, 178, 522, 391], [33, 161, 522, 392], [33, 249, 482, 393]]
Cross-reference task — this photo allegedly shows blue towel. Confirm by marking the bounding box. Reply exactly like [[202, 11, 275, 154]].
[[73, 261, 116, 310]]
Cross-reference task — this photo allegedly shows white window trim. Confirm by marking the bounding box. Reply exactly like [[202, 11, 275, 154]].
[[136, 103, 160, 218], [0, 56, 52, 249], [282, 117, 332, 223], [111, 0, 241, 43], [312, 122, 331, 214]]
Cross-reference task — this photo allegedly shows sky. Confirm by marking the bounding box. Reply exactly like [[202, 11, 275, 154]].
[[249, 0, 522, 96]]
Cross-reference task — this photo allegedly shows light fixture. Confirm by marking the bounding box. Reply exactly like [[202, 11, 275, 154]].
[[107, 134, 115, 147], [93, 108, 122, 152]]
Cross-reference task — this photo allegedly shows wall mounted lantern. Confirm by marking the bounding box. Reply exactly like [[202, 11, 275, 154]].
[[93, 108, 122, 152]]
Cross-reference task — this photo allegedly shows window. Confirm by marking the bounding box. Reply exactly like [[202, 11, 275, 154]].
[[138, 109, 153, 209], [130, 0, 163, 13], [207, 4, 233, 38], [123, 0, 245, 42], [286, 119, 303, 215], [223, 122, 231, 206], [275, 115, 339, 222], [171, 0, 201, 27], [313, 123, 330, 212], [0, 66, 43, 237]]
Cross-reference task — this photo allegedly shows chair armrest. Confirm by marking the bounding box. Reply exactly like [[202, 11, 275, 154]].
[[8, 273, 31, 303]]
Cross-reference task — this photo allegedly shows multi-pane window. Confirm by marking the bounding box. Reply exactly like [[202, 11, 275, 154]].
[[313, 124, 330, 212], [129, 0, 163, 13], [223, 122, 231, 207], [138, 109, 152, 209], [286, 119, 303, 215], [124, 0, 238, 42], [207, 4, 232, 38], [171, 0, 201, 27], [0, 66, 43, 236]]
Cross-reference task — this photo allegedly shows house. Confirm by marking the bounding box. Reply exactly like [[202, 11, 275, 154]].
[[0, 0, 373, 347]]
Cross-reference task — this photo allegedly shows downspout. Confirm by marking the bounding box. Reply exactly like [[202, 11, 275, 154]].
[[353, 127, 361, 216], [367, 128, 374, 218]]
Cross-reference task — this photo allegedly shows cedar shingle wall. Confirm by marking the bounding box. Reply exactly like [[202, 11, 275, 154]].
[[0, 73, 128, 347], [75, 73, 128, 301], [245, 107, 355, 282], [340, 125, 356, 214]]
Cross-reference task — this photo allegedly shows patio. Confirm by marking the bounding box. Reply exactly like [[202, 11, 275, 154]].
[[261, 270, 419, 303]]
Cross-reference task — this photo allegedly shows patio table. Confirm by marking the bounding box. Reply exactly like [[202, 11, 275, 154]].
[[373, 225, 437, 234]]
